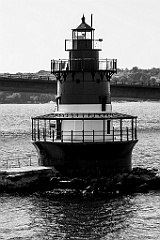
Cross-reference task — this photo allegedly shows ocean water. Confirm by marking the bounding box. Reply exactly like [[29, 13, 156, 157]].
[[1, 101, 160, 239]]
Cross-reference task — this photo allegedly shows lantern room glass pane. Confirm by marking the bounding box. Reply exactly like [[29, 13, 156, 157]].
[[86, 32, 91, 39], [77, 32, 86, 39], [73, 31, 92, 40]]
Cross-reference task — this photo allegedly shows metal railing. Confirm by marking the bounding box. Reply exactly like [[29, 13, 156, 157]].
[[0, 73, 56, 81], [32, 127, 137, 143], [51, 58, 117, 72], [1, 155, 36, 169]]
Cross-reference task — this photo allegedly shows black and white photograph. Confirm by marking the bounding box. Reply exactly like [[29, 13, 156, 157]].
[[0, 0, 160, 239]]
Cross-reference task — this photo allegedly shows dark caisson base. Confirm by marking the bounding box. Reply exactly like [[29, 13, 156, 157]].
[[33, 140, 138, 178]]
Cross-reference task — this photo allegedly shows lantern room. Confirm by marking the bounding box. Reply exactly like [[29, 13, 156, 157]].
[[65, 14, 103, 71], [72, 14, 95, 50]]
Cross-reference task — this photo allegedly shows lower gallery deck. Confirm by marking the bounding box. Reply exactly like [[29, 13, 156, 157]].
[[31, 112, 138, 177], [31, 112, 138, 143]]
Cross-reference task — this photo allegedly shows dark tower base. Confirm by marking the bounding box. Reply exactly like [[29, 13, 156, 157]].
[[33, 140, 138, 177]]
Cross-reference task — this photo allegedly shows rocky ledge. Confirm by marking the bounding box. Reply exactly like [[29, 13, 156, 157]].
[[1, 167, 160, 198], [48, 167, 160, 198]]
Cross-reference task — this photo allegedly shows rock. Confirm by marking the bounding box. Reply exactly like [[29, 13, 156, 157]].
[[1, 166, 160, 197], [49, 177, 60, 187], [90, 178, 98, 184], [125, 174, 142, 185], [6, 174, 25, 182], [132, 167, 157, 176], [70, 178, 87, 190], [147, 176, 160, 190], [115, 181, 123, 191], [84, 185, 93, 191], [58, 178, 87, 190], [118, 174, 142, 194], [82, 185, 94, 198], [46, 167, 160, 197], [135, 183, 149, 193], [114, 173, 129, 182], [140, 174, 155, 183]]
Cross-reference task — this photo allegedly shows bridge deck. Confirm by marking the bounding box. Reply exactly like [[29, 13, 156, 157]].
[[1, 74, 160, 99]]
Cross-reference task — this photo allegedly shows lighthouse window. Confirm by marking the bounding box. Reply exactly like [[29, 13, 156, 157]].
[[78, 31, 86, 39], [100, 96, 107, 111], [73, 31, 77, 39], [86, 32, 91, 39], [107, 120, 111, 134]]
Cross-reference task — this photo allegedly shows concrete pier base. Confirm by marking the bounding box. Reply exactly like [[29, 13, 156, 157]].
[[0, 166, 58, 192]]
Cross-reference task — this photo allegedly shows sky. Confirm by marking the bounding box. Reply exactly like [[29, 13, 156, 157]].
[[0, 0, 160, 73]]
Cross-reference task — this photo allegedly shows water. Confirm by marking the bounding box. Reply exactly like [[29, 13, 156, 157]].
[[1, 101, 160, 239]]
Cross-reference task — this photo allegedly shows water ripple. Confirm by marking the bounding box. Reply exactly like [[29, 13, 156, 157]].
[[1, 103, 160, 239]]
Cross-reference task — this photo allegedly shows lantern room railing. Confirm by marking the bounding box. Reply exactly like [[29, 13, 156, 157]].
[[51, 58, 117, 72]]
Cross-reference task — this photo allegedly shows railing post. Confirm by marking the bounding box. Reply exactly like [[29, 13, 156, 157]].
[[113, 127, 114, 142], [52, 130, 54, 142], [82, 129, 84, 143], [93, 130, 94, 142], [32, 128, 35, 141], [61, 131, 63, 143], [43, 128, 46, 141], [32, 119, 33, 140], [71, 130, 73, 143], [131, 119, 134, 140], [32, 128, 34, 141], [103, 119, 105, 142], [103, 130, 105, 142], [51, 60, 53, 73], [38, 129, 40, 141], [29, 155, 32, 166], [35, 128, 36, 141], [113, 59, 116, 70], [135, 127, 137, 140], [127, 127, 129, 141], [44, 120, 46, 140], [120, 119, 123, 141], [135, 118, 138, 140], [49, 127, 51, 138], [65, 40, 67, 51]]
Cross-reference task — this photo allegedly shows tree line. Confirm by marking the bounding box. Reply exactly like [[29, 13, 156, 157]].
[[112, 67, 160, 85], [0, 92, 55, 104], [1, 67, 160, 103]]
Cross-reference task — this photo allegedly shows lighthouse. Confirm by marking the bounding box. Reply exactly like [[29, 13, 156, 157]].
[[32, 15, 138, 177]]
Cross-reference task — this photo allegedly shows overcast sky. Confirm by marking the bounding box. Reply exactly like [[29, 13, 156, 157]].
[[0, 0, 160, 73]]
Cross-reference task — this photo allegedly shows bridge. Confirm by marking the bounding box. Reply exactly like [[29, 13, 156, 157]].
[[1, 74, 160, 100], [110, 82, 160, 100], [0, 74, 56, 94]]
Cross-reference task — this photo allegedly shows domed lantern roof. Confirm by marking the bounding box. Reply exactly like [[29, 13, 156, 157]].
[[73, 14, 95, 31], [72, 15, 95, 40]]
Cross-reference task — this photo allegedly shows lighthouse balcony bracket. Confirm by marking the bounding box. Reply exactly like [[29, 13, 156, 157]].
[[51, 58, 117, 73]]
